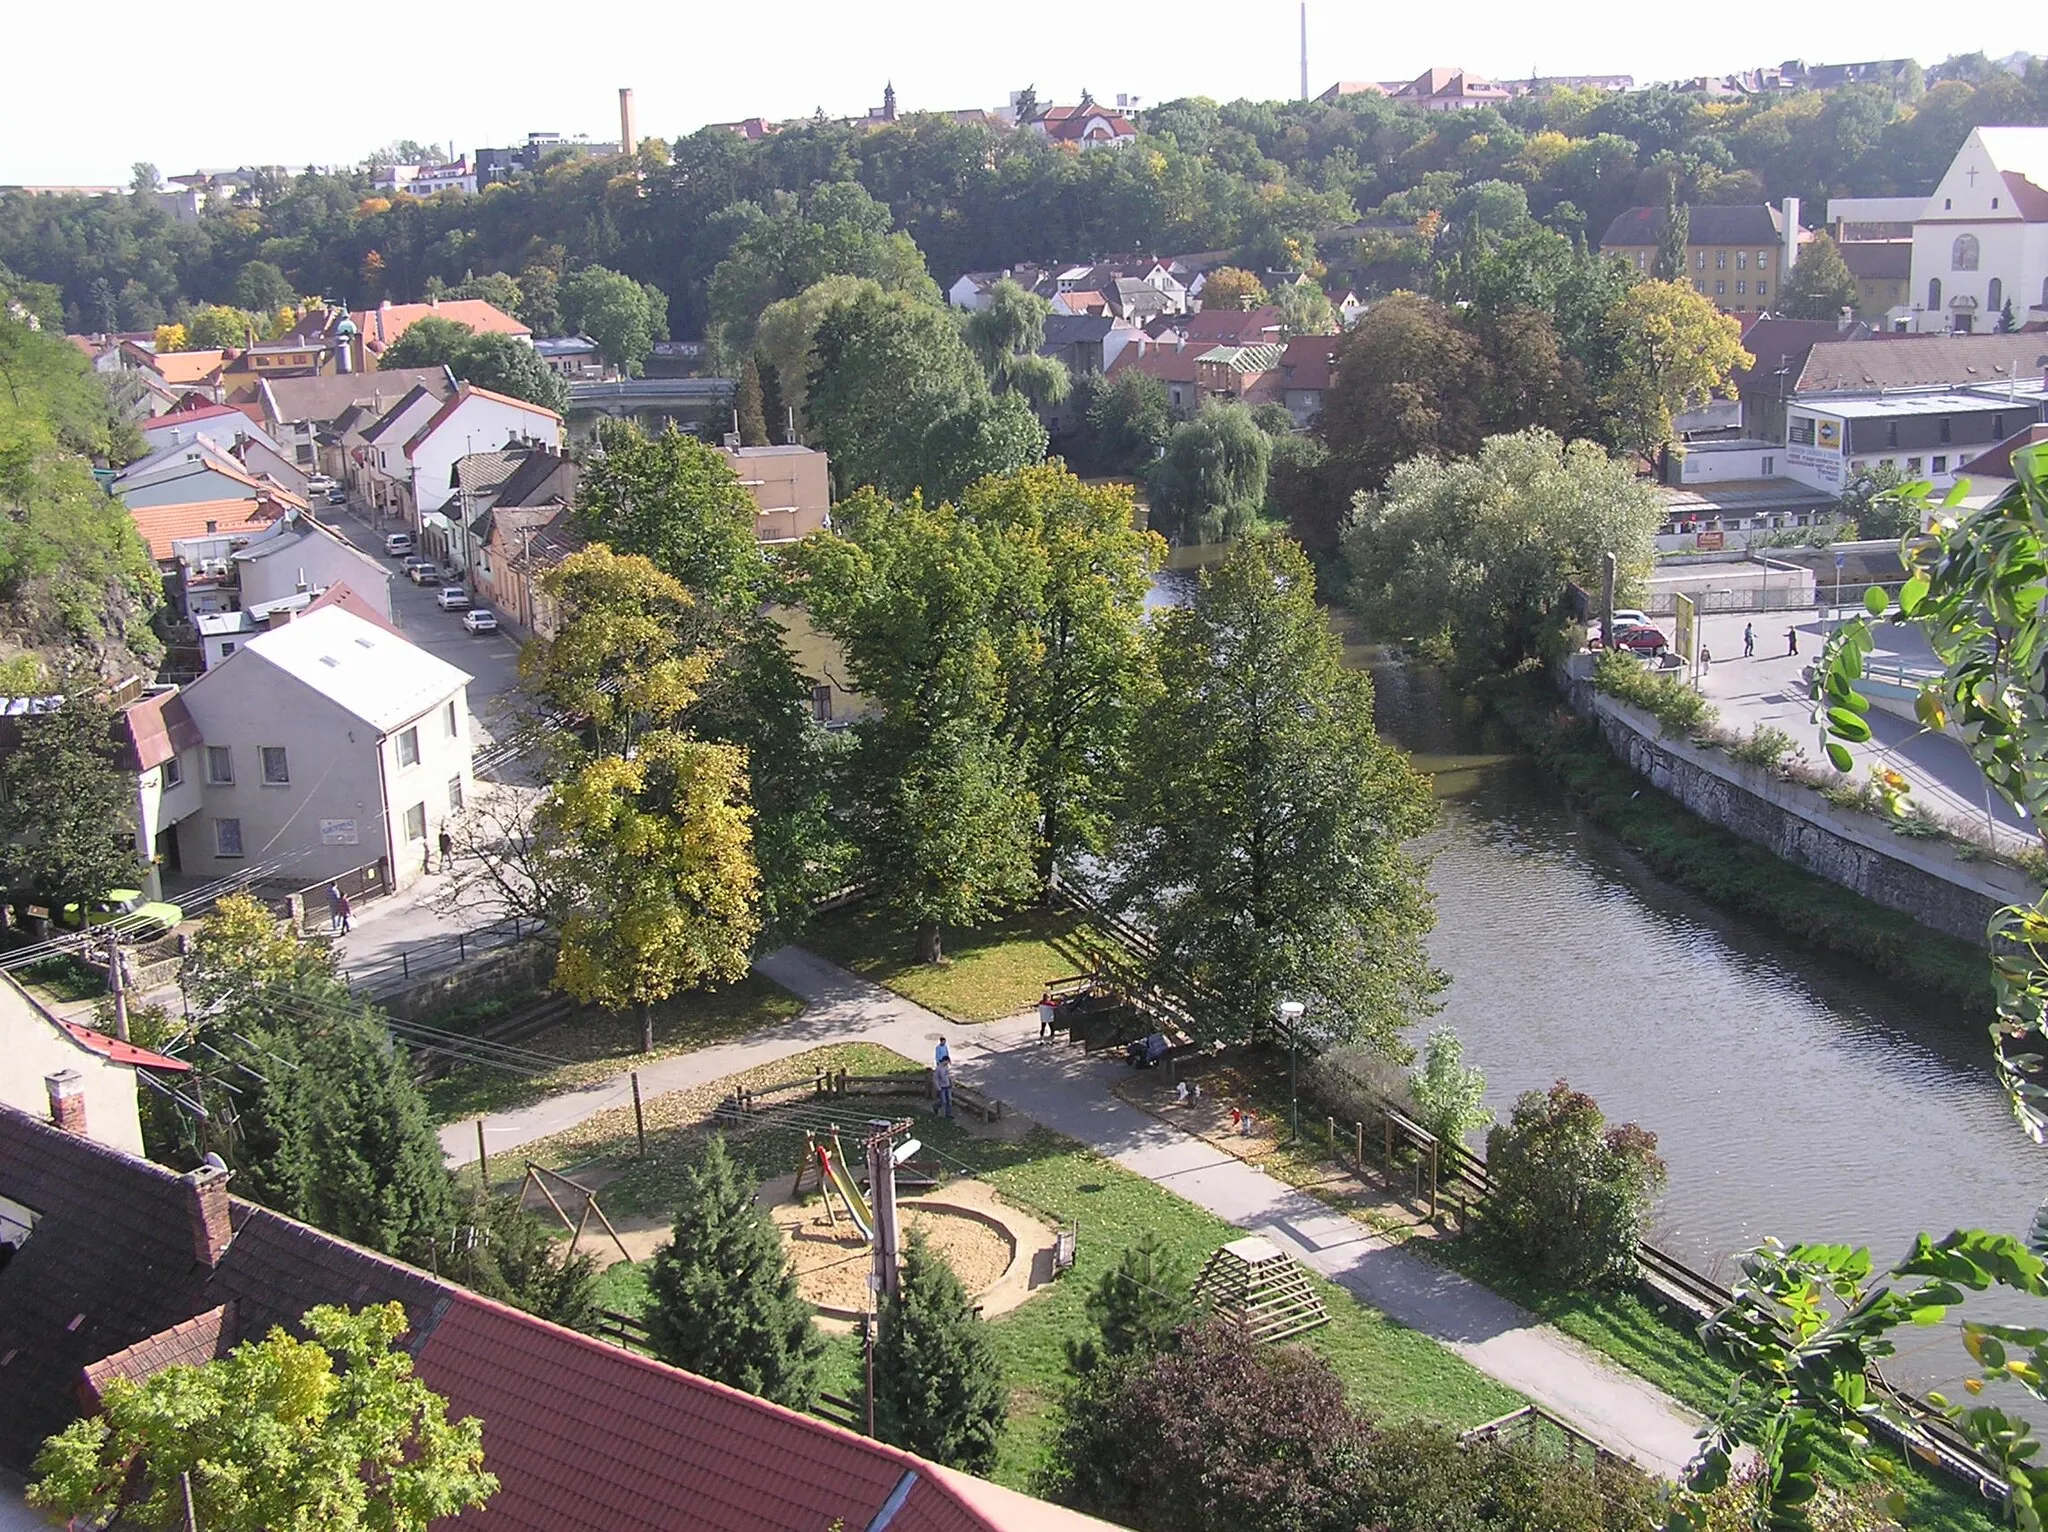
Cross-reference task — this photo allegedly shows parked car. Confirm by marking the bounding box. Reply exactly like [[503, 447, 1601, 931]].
[[404, 559, 440, 584], [436, 586, 472, 611], [384, 532, 414, 557], [304, 474, 334, 494], [1610, 624, 1671, 654], [326, 487, 348, 506], [55, 888, 185, 940], [1610, 609, 1649, 629], [462, 608, 498, 634]]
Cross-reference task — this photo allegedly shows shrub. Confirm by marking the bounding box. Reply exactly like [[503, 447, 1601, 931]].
[[874, 1229, 1006, 1472], [1354, 1420, 1661, 1532], [1590, 649, 1712, 734], [1725, 724, 1799, 770], [1068, 1229, 1194, 1372], [1408, 1025, 1492, 1147], [1484, 1080, 1666, 1291]]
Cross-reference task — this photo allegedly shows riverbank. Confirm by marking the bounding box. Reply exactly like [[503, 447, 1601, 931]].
[[1482, 671, 1992, 1012]]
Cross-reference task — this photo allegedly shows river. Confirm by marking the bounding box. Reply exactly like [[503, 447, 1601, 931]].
[[1151, 558, 2043, 1391]]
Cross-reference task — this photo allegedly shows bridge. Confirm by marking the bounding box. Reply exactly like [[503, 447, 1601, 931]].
[[567, 376, 736, 439]]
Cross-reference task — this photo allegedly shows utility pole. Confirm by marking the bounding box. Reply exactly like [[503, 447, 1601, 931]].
[[1601, 552, 1618, 647], [106, 931, 130, 1042], [867, 1129, 902, 1302]]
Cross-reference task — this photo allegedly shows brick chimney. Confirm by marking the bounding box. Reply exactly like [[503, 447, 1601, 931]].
[[184, 1164, 233, 1267], [45, 1070, 86, 1135]]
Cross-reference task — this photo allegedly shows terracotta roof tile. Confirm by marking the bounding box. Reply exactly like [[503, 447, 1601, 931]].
[[82, 1305, 233, 1403], [353, 300, 530, 354], [127, 498, 290, 561], [55, 1020, 191, 1073], [117, 688, 202, 771]]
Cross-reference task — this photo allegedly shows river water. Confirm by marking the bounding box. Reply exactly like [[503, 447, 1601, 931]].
[[1150, 559, 2043, 1390]]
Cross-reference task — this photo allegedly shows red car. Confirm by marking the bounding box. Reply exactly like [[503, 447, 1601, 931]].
[[1609, 623, 1671, 653]]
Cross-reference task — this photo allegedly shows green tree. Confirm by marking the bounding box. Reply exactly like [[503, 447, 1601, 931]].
[[233, 260, 295, 314], [1147, 404, 1272, 544], [961, 278, 1070, 409], [186, 304, 258, 350], [642, 1134, 823, 1407], [1272, 282, 1337, 337], [1484, 1080, 1666, 1290], [1109, 537, 1441, 1051], [1070, 1230, 1193, 1372], [444, 1195, 602, 1332], [569, 422, 766, 616], [1199, 266, 1267, 312], [1653, 194, 1690, 281], [1315, 293, 1486, 496], [560, 264, 669, 375], [795, 490, 1039, 962], [875, 1230, 1007, 1472], [1343, 428, 1662, 681], [1075, 368, 1173, 475], [0, 688, 141, 919], [128, 162, 158, 196], [1836, 462, 1913, 539], [1599, 278, 1750, 462], [451, 269, 524, 316], [734, 357, 770, 445], [179, 890, 340, 1023], [28, 1303, 495, 1532], [754, 275, 884, 434], [1781, 231, 1859, 320], [1407, 1025, 1492, 1147]]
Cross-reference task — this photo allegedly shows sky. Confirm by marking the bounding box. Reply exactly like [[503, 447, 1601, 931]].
[[3, 0, 2039, 184]]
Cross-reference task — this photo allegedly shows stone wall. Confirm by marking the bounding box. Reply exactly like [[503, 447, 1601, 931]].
[[380, 939, 555, 1021], [1565, 674, 2039, 946]]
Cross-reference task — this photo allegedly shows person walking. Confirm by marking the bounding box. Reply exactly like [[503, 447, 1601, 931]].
[[335, 891, 353, 935], [327, 882, 344, 933], [934, 1036, 950, 1068], [438, 827, 455, 868], [1743, 622, 1755, 659], [1787, 626, 1800, 656], [934, 1056, 954, 1120], [1699, 648, 1712, 673]]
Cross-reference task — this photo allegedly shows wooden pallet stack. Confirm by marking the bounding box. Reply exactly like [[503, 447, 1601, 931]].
[[1191, 1235, 1329, 1343]]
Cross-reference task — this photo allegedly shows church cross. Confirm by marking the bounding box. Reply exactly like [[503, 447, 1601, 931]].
[[1966, 166, 1979, 186]]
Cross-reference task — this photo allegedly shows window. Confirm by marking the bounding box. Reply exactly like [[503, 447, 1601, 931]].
[[205, 745, 233, 785], [1952, 234, 1980, 271], [259, 746, 289, 785], [214, 817, 243, 858], [1716, 251, 1727, 269], [1736, 280, 1746, 295], [1906, 457, 1923, 473], [1756, 281, 1766, 297], [162, 754, 183, 790], [1757, 250, 1769, 270], [1929, 277, 1942, 310], [811, 685, 834, 722], [448, 775, 465, 812], [1933, 455, 1949, 473], [1695, 250, 1706, 271], [1694, 279, 1704, 293], [1789, 417, 1816, 445], [1940, 418, 1952, 444], [444, 700, 458, 738], [396, 726, 420, 768], [1634, 251, 1645, 270], [1993, 197, 2000, 210], [1989, 277, 2003, 312], [1944, 197, 1953, 211], [220, 642, 236, 657], [1736, 251, 1748, 270], [403, 802, 426, 844], [1714, 280, 1726, 296]]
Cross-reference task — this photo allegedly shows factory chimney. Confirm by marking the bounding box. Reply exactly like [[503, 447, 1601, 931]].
[[619, 88, 638, 159], [1300, 4, 1308, 103]]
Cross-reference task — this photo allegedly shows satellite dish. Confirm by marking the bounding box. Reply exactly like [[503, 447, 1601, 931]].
[[202, 1152, 228, 1172]]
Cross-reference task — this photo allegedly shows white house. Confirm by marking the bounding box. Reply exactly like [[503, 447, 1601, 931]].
[[1907, 125, 2048, 333], [115, 688, 205, 894], [137, 403, 281, 460], [229, 514, 394, 618], [113, 440, 279, 510], [0, 974, 188, 1158], [403, 384, 563, 536], [358, 383, 452, 519], [171, 607, 474, 888]]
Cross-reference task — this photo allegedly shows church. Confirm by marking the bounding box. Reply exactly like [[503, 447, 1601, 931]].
[[1906, 125, 2048, 333]]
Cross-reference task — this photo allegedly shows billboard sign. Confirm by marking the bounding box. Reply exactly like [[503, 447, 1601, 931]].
[[1672, 592, 1698, 670]]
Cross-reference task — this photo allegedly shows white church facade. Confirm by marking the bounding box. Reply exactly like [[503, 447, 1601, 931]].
[[1905, 126, 2048, 334]]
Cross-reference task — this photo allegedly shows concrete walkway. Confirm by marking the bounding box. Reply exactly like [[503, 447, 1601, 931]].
[[440, 945, 1704, 1476]]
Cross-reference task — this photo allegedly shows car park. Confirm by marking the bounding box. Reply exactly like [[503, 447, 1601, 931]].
[[462, 608, 498, 634], [436, 585, 472, 611], [55, 888, 185, 940], [384, 532, 414, 557]]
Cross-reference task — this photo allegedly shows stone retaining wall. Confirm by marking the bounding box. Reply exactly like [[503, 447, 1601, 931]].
[[381, 939, 555, 1021]]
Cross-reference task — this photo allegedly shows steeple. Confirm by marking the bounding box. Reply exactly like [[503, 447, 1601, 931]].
[[883, 81, 897, 122]]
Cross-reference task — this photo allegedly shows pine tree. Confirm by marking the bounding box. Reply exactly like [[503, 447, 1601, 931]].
[[1652, 194, 1689, 282], [446, 1196, 602, 1333], [735, 358, 770, 446], [1068, 1230, 1193, 1372], [874, 1230, 1007, 1472], [642, 1134, 822, 1407]]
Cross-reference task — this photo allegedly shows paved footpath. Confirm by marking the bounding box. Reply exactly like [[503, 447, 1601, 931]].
[[442, 945, 1704, 1477]]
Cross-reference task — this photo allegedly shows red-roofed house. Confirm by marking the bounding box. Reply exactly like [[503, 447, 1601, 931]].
[[1278, 333, 1340, 425], [126, 494, 294, 563], [1032, 103, 1137, 149], [1107, 337, 1205, 413], [116, 686, 205, 887], [0, 1105, 1130, 1532], [401, 385, 564, 567], [350, 298, 532, 368]]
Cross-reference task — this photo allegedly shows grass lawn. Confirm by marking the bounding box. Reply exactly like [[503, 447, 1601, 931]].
[[501, 1041, 1522, 1492], [799, 903, 1110, 1023], [423, 975, 806, 1122]]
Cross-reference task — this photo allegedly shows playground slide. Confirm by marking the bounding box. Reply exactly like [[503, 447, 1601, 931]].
[[818, 1148, 874, 1241]]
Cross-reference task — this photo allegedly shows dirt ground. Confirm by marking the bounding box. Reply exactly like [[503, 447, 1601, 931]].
[[778, 1201, 1007, 1313]]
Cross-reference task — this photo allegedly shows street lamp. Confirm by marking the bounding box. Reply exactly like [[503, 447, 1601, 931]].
[[1278, 1000, 1305, 1144]]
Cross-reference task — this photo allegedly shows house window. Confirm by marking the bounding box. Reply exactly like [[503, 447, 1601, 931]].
[[448, 775, 465, 812], [1756, 281, 1766, 297], [1761, 456, 1775, 476], [1933, 455, 1949, 473], [1716, 251, 1727, 269], [1906, 457, 1923, 473], [444, 700, 458, 738], [163, 754, 183, 789], [260, 746, 289, 785], [1929, 277, 1942, 309], [1736, 281, 1746, 295], [214, 817, 243, 858], [811, 685, 834, 722], [1715, 280, 1725, 296], [205, 745, 234, 784], [1694, 279, 1704, 293], [1736, 251, 1748, 270], [1989, 277, 2003, 312], [1885, 422, 1899, 448], [1993, 197, 2000, 210], [1952, 234, 1979, 271], [396, 726, 420, 768], [1757, 250, 1769, 269], [220, 642, 236, 656], [403, 802, 427, 844], [1695, 251, 1705, 271], [1944, 198, 1953, 210]]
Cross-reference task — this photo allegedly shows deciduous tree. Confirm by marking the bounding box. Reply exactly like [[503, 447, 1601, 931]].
[[1315, 294, 1485, 496], [0, 687, 140, 920], [1109, 537, 1441, 1051], [1198, 266, 1267, 312], [1407, 1025, 1492, 1147], [642, 1134, 823, 1407], [1272, 281, 1337, 337], [1147, 404, 1271, 544], [1484, 1080, 1666, 1290], [875, 1231, 1006, 1472], [961, 278, 1070, 409], [560, 264, 669, 375], [28, 1303, 495, 1532], [1780, 231, 1859, 321], [1598, 278, 1749, 462], [378, 314, 568, 412]]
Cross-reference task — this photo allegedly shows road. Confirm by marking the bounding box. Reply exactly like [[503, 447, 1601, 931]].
[[1689, 608, 2029, 846], [440, 945, 1706, 1478]]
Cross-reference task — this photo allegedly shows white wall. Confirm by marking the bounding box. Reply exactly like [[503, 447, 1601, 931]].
[[236, 530, 394, 618], [374, 689, 474, 884], [1675, 444, 1782, 483], [409, 397, 562, 517], [0, 980, 145, 1156]]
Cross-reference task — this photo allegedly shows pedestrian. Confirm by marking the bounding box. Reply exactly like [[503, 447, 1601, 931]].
[[1038, 993, 1056, 1042], [934, 1056, 954, 1120], [1743, 622, 1755, 658], [438, 827, 454, 867], [1787, 626, 1800, 656], [934, 1036, 950, 1068], [327, 882, 343, 933], [336, 891, 353, 935], [1700, 648, 1712, 672]]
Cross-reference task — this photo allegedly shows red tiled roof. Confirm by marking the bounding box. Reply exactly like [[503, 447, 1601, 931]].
[[128, 497, 290, 560], [1278, 333, 1338, 391], [147, 350, 229, 386], [117, 687, 202, 771], [1109, 343, 1203, 384], [82, 1305, 233, 1403], [55, 1019, 190, 1073], [1185, 305, 1281, 344], [353, 300, 530, 354]]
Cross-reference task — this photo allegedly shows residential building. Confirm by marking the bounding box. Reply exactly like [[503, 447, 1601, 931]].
[[114, 687, 204, 892], [1839, 242, 1913, 321], [533, 336, 605, 378], [1903, 125, 2048, 333], [1782, 391, 2043, 493], [126, 495, 294, 571], [351, 383, 456, 519], [137, 402, 279, 459], [717, 444, 831, 545], [1599, 200, 1804, 324], [190, 580, 398, 674], [1176, 305, 1284, 346], [1277, 333, 1340, 426], [404, 385, 565, 560], [347, 299, 530, 371], [1107, 337, 1205, 413], [1316, 68, 1512, 111], [1195, 344, 1285, 407], [947, 265, 1055, 310], [116, 442, 303, 515], [171, 607, 473, 887], [485, 507, 585, 638], [0, 1106, 1124, 1532], [217, 512, 394, 623], [0, 983, 187, 1158], [1954, 424, 2048, 506], [122, 344, 227, 400], [1728, 316, 1870, 444], [1030, 102, 1138, 148], [454, 445, 580, 616], [258, 365, 454, 473]]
